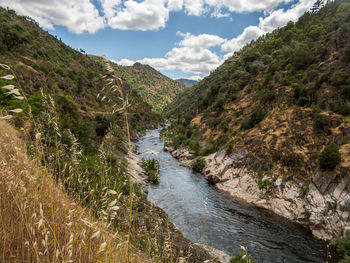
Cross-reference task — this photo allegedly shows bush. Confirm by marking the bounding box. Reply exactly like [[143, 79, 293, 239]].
[[191, 157, 206, 172], [343, 86, 350, 100], [241, 108, 265, 130], [291, 43, 314, 69], [318, 142, 341, 170], [330, 71, 348, 86], [337, 232, 350, 263], [230, 251, 256, 263], [213, 98, 225, 111], [342, 44, 350, 62], [201, 143, 216, 156], [188, 140, 200, 155], [334, 105, 350, 116], [141, 159, 160, 184], [313, 113, 329, 132]]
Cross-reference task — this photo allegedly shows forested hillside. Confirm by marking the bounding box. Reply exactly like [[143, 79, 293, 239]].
[[165, 0, 350, 180], [97, 60, 186, 113], [0, 7, 216, 263]]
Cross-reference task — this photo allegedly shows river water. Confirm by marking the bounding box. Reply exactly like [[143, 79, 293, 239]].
[[137, 128, 327, 263]]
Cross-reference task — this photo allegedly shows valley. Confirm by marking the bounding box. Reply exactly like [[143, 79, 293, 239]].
[[0, 1, 350, 262]]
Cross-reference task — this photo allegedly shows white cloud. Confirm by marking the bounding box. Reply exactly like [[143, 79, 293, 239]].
[[183, 0, 207, 16], [188, 75, 202, 81], [167, 0, 183, 11], [221, 0, 293, 13], [211, 7, 230, 18], [112, 58, 135, 66], [221, 26, 264, 53], [113, 32, 225, 76], [221, 0, 314, 54], [108, 0, 169, 31], [99, 0, 121, 18], [259, 0, 314, 31], [0, 0, 104, 34], [177, 31, 226, 48]]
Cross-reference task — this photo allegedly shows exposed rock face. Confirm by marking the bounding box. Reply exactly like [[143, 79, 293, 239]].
[[166, 146, 350, 241]]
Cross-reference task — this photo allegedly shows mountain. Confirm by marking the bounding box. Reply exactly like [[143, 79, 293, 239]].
[[176, 78, 198, 87], [163, 0, 350, 240], [100, 61, 187, 113]]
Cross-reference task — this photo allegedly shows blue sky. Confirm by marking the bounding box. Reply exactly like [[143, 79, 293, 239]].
[[0, 0, 315, 80]]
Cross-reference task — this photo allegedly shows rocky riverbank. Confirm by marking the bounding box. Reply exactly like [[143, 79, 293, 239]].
[[165, 145, 350, 241]]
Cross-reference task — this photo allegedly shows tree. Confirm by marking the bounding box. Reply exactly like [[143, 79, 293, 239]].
[[318, 142, 341, 169], [311, 0, 325, 13]]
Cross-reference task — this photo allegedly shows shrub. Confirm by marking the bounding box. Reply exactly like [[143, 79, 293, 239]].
[[191, 157, 206, 172], [313, 113, 329, 132], [241, 108, 265, 130], [200, 143, 216, 156], [256, 89, 275, 103], [219, 117, 231, 132], [342, 44, 350, 62], [172, 135, 186, 149], [337, 232, 350, 263], [330, 71, 348, 86], [141, 159, 160, 184], [291, 43, 314, 69], [213, 98, 225, 111], [343, 86, 350, 100], [230, 251, 256, 263], [258, 178, 274, 190], [318, 142, 341, 170], [188, 140, 200, 155], [334, 105, 350, 116]]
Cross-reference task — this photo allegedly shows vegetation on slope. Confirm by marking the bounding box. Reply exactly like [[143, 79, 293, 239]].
[[0, 120, 150, 263], [0, 7, 216, 263], [164, 0, 350, 183], [91, 59, 187, 113]]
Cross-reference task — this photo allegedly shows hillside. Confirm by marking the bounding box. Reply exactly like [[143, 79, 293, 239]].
[[163, 0, 350, 240], [176, 78, 198, 87], [103, 61, 186, 113], [0, 7, 217, 263], [0, 120, 151, 263]]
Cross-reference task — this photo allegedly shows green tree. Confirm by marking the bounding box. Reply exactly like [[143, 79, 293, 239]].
[[192, 157, 206, 172], [318, 142, 341, 169], [337, 232, 350, 263]]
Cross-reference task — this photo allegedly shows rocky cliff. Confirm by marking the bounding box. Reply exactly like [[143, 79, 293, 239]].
[[165, 144, 350, 241]]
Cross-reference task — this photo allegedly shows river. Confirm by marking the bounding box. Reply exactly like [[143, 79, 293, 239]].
[[136, 128, 327, 263]]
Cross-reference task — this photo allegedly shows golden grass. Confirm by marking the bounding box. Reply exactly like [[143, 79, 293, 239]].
[[0, 120, 151, 263]]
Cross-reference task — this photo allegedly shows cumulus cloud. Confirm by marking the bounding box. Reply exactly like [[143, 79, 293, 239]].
[[183, 0, 208, 16], [99, 0, 121, 19], [108, 0, 169, 31], [188, 75, 202, 81], [114, 32, 226, 76], [177, 31, 226, 48], [112, 58, 135, 66], [0, 0, 104, 34], [221, 26, 264, 53], [167, 0, 183, 11], [221, 0, 314, 54], [221, 0, 293, 13]]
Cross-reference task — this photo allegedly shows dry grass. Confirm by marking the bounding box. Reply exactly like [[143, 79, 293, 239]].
[[0, 120, 151, 263]]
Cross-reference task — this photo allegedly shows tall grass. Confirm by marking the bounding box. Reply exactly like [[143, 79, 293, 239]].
[[0, 120, 150, 263], [0, 63, 150, 262]]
